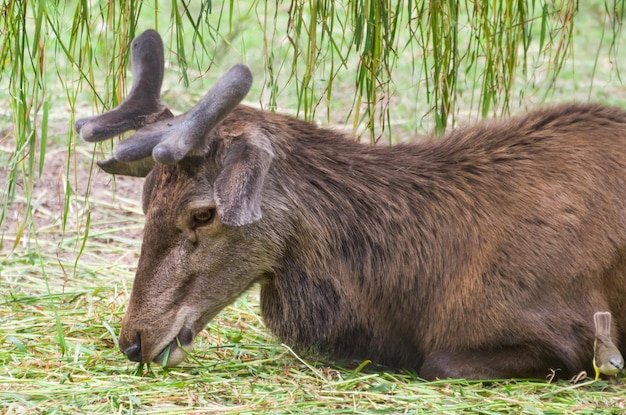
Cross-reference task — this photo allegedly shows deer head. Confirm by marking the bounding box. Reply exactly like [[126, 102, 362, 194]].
[[75, 30, 275, 367]]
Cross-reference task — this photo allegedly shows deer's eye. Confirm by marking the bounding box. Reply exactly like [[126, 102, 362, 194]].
[[191, 208, 216, 228]]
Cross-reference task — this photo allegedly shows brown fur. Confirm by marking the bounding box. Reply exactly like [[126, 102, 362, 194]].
[[73, 31, 626, 379], [122, 102, 626, 380]]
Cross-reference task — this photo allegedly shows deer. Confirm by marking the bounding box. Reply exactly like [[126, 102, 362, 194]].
[[74, 29, 626, 380]]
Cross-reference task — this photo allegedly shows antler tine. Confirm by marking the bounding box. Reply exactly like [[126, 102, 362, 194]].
[[148, 64, 253, 165], [96, 124, 169, 176], [97, 156, 156, 178], [75, 29, 173, 142], [108, 64, 252, 167]]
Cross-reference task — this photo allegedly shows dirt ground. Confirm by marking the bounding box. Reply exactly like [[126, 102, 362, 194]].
[[0, 125, 146, 265]]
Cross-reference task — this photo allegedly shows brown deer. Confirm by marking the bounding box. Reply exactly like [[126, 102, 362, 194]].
[[75, 29, 626, 380]]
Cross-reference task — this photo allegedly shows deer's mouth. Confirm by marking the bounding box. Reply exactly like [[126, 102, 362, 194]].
[[120, 305, 222, 367], [152, 326, 195, 367]]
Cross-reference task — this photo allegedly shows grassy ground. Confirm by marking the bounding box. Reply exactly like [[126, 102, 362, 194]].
[[2, 1, 626, 414]]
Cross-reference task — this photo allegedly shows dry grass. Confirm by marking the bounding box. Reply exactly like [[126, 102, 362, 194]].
[[2, 66, 625, 415], [2, 0, 626, 413]]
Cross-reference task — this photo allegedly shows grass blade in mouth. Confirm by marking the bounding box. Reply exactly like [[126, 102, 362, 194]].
[[161, 342, 172, 368], [134, 362, 147, 376]]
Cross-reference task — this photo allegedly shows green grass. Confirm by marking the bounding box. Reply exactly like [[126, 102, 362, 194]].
[[2, 0, 626, 413], [2, 222, 626, 414]]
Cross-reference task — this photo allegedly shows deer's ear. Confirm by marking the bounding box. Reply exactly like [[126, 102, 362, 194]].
[[214, 132, 274, 227]]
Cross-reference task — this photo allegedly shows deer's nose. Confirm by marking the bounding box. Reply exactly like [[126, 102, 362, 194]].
[[119, 333, 142, 362]]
